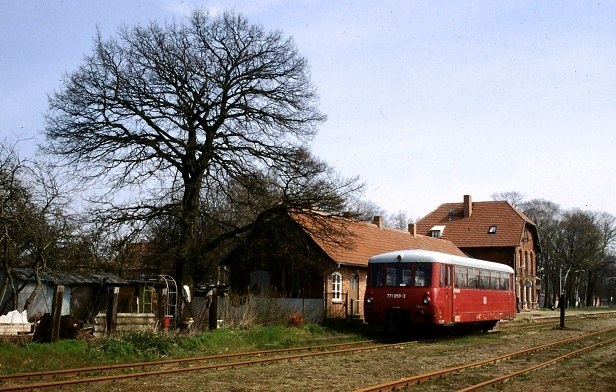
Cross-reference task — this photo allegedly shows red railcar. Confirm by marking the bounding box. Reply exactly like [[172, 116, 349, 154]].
[[364, 249, 516, 331]]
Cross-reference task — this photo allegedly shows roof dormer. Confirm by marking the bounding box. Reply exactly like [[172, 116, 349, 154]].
[[430, 225, 445, 238]]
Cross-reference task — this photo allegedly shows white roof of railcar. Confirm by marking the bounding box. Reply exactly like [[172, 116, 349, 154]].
[[368, 249, 514, 274]]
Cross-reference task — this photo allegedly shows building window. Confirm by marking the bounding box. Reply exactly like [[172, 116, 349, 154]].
[[488, 225, 497, 234], [332, 272, 342, 303], [430, 225, 445, 238]]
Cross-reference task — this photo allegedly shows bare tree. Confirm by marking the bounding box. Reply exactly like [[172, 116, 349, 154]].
[[554, 209, 603, 306], [43, 10, 339, 286], [491, 191, 525, 208], [595, 212, 616, 256], [0, 141, 73, 314], [387, 210, 412, 231], [0, 142, 29, 311], [343, 199, 385, 222], [520, 199, 561, 307], [522, 200, 616, 308], [585, 211, 616, 306]]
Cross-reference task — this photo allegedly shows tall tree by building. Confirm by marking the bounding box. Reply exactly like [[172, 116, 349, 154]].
[[42, 10, 354, 286]]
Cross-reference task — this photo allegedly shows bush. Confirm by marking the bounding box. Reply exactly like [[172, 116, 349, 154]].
[[218, 292, 298, 328], [287, 312, 304, 327], [92, 331, 179, 361]]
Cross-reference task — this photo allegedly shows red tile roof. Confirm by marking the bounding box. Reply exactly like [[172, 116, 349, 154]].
[[416, 199, 537, 248], [296, 214, 466, 267]]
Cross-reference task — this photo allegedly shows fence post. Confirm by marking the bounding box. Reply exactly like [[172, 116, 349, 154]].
[[323, 291, 328, 322], [208, 287, 218, 330], [106, 287, 119, 336], [50, 285, 64, 342]]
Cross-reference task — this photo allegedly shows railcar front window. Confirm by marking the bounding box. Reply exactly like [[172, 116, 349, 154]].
[[368, 265, 384, 287], [414, 263, 432, 287], [386, 267, 397, 286], [402, 266, 412, 286], [376, 262, 433, 287]]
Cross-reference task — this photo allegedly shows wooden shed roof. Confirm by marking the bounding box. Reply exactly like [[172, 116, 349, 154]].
[[9, 268, 129, 286]]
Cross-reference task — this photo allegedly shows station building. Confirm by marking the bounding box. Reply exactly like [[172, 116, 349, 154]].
[[416, 195, 541, 310]]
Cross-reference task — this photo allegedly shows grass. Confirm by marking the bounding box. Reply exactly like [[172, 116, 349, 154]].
[[0, 339, 91, 374], [0, 323, 357, 374]]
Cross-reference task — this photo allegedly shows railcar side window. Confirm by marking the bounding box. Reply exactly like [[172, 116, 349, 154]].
[[479, 270, 490, 289], [499, 272, 510, 290], [490, 274, 499, 290], [455, 266, 467, 288], [468, 268, 479, 288]]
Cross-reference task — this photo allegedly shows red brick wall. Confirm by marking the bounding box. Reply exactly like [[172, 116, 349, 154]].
[[325, 266, 367, 319]]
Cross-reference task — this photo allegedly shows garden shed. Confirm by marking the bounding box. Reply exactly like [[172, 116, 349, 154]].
[[0, 268, 129, 323]]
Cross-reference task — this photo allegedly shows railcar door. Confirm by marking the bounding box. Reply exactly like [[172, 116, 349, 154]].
[[439, 263, 454, 325]]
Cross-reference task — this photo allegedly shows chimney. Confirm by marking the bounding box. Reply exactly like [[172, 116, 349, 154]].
[[464, 195, 472, 218], [408, 223, 417, 237], [373, 216, 382, 228]]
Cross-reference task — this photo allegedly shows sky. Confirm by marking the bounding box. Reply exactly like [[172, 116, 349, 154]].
[[1, 1, 615, 220]]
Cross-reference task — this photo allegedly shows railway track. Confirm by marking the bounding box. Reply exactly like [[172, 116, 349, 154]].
[[495, 310, 616, 331], [2, 312, 613, 391], [0, 338, 416, 391], [354, 326, 616, 391]]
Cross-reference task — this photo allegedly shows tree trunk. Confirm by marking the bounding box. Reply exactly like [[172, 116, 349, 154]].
[[177, 173, 203, 291], [585, 272, 595, 307]]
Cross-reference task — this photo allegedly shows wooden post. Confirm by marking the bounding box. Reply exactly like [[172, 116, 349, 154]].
[[50, 285, 64, 342], [559, 293, 566, 328], [106, 287, 119, 336], [208, 288, 218, 330]]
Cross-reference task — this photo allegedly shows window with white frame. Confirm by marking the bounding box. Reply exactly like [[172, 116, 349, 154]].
[[332, 272, 343, 303], [430, 225, 445, 238]]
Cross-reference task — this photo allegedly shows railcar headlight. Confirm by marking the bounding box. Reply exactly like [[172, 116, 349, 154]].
[[366, 297, 373, 304], [422, 291, 431, 305]]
